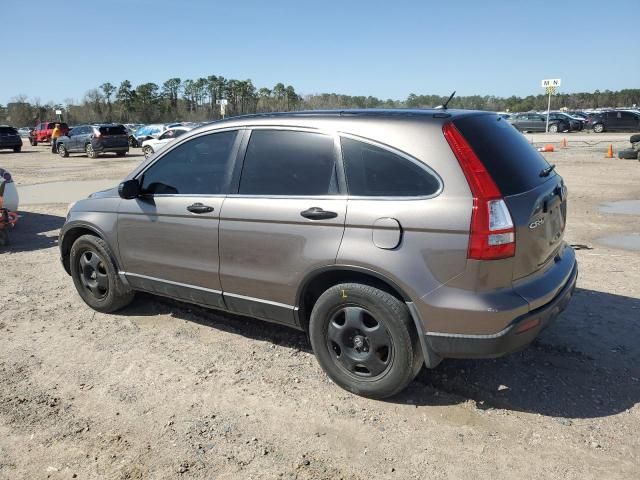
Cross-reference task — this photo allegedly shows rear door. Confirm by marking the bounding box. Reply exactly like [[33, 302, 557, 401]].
[[117, 130, 242, 307], [219, 128, 346, 326], [454, 114, 567, 282]]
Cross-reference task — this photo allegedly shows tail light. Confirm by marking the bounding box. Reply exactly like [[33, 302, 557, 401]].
[[442, 122, 516, 260]]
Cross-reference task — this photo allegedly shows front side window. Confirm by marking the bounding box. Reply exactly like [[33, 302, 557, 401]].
[[239, 130, 338, 196], [341, 137, 440, 197], [140, 131, 237, 195]]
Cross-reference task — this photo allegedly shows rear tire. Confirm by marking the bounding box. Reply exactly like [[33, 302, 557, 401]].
[[70, 234, 135, 313], [309, 283, 422, 399], [549, 124, 558, 133], [593, 123, 604, 133], [86, 143, 98, 159], [115, 151, 126, 157], [13, 146, 21, 153], [30, 138, 37, 146], [630, 134, 640, 144], [58, 144, 69, 157], [142, 145, 154, 158]]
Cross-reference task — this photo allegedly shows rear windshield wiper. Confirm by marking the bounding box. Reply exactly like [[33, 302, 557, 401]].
[[540, 164, 556, 177]]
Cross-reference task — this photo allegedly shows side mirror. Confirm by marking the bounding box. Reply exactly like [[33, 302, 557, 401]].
[[118, 179, 141, 199]]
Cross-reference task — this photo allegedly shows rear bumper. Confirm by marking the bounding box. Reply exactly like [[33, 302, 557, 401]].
[[0, 140, 22, 148], [425, 261, 578, 359], [94, 145, 129, 153]]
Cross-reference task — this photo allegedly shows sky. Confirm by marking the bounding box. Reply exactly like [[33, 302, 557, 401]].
[[1, 0, 638, 105]]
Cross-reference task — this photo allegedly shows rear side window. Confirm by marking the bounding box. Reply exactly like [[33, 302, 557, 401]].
[[341, 138, 440, 197], [0, 127, 18, 134], [453, 114, 553, 196], [98, 125, 127, 135], [239, 130, 338, 196], [141, 131, 237, 195]]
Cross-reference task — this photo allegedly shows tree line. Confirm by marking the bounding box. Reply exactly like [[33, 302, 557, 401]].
[[1, 75, 638, 127]]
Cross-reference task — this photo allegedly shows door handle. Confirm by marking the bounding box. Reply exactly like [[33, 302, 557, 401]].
[[187, 203, 214, 214], [300, 207, 338, 220]]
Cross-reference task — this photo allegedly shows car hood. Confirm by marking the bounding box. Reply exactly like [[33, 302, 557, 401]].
[[88, 186, 119, 199]]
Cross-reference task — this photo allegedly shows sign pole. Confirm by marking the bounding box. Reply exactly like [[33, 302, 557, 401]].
[[546, 91, 551, 133], [540, 79, 561, 133]]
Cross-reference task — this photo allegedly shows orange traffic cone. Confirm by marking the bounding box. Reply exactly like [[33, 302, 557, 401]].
[[606, 144, 613, 158], [560, 138, 568, 148]]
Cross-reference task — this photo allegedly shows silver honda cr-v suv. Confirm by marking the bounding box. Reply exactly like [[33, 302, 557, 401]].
[[60, 110, 578, 398]]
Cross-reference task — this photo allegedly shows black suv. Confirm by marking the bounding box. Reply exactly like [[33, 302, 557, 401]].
[[0, 126, 23, 152], [584, 110, 640, 133], [57, 124, 129, 158], [508, 113, 568, 133]]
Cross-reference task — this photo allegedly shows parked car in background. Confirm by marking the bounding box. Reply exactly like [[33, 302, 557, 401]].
[[0, 126, 23, 152], [131, 124, 168, 147], [17, 127, 33, 138], [508, 113, 569, 133], [56, 124, 129, 158], [585, 110, 640, 133], [546, 112, 584, 131], [141, 126, 194, 157], [60, 109, 577, 399], [29, 122, 69, 145]]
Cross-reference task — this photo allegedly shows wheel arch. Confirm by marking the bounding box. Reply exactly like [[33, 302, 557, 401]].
[[295, 265, 441, 368], [60, 223, 112, 275]]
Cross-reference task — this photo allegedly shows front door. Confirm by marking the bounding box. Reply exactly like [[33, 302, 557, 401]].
[[117, 130, 242, 308], [219, 128, 347, 326]]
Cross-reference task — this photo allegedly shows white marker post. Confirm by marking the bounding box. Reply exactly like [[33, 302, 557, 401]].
[[541, 79, 561, 133], [216, 99, 228, 119]]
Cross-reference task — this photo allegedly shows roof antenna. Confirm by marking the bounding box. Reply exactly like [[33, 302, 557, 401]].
[[435, 91, 456, 110]]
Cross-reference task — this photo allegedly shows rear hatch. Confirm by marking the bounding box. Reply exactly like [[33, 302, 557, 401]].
[[0, 126, 20, 145], [98, 125, 129, 148], [453, 113, 567, 280]]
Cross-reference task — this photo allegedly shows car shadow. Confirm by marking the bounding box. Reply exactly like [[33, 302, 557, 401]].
[[1, 211, 65, 252], [119, 287, 640, 420]]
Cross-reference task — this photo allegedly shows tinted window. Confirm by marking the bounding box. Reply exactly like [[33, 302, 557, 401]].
[[0, 127, 18, 135], [341, 138, 440, 197], [239, 130, 338, 196], [99, 125, 127, 135], [141, 131, 237, 195], [454, 114, 553, 196]]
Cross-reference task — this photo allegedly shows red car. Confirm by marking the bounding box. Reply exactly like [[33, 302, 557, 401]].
[[29, 122, 69, 146]]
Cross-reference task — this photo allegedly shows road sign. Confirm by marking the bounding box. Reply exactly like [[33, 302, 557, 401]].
[[55, 109, 62, 115], [541, 79, 562, 133], [216, 99, 228, 105], [541, 78, 561, 88]]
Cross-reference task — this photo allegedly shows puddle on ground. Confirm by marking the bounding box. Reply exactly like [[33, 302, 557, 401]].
[[597, 233, 640, 251], [599, 200, 640, 215], [18, 179, 120, 205]]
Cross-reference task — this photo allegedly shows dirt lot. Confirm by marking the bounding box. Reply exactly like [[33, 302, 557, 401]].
[[1, 134, 639, 479]]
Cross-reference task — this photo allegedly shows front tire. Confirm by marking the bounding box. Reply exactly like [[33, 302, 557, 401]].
[[58, 144, 69, 157], [593, 123, 604, 133], [142, 145, 154, 158], [549, 124, 558, 133], [70, 235, 135, 313], [30, 138, 37, 146], [309, 283, 422, 399]]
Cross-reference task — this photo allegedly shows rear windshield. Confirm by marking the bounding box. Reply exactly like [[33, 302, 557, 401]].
[[98, 125, 127, 135], [47, 123, 68, 129], [453, 114, 554, 196], [0, 127, 18, 134]]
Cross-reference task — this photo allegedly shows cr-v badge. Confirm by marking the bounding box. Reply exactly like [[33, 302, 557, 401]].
[[529, 217, 545, 229]]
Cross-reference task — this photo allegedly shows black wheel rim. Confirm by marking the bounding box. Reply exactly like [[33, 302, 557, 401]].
[[325, 306, 393, 379], [78, 250, 109, 299]]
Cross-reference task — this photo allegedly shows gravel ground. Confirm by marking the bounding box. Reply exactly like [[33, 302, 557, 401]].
[[1, 136, 639, 479]]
